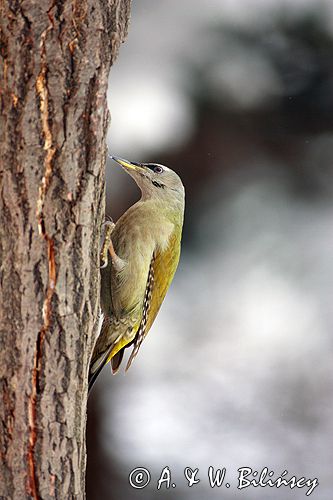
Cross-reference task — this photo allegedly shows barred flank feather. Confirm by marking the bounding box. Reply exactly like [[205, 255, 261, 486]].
[[126, 256, 155, 370]]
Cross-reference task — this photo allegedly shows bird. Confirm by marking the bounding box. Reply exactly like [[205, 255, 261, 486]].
[[88, 156, 185, 392]]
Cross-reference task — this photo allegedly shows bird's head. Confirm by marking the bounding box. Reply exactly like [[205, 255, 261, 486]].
[[110, 156, 185, 206]]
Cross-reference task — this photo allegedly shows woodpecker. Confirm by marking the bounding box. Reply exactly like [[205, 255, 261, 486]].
[[88, 156, 185, 391]]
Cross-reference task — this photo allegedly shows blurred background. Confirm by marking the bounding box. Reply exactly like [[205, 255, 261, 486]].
[[87, 1, 333, 498]]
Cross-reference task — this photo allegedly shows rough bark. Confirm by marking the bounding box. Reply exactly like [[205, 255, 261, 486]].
[[0, 0, 131, 498]]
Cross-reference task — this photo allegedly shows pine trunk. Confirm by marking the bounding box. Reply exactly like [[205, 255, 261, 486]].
[[0, 1, 131, 497]]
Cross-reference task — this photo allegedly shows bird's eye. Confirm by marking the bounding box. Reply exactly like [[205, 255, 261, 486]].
[[154, 165, 163, 174]]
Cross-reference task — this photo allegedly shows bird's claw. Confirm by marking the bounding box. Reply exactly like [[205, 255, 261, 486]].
[[100, 219, 115, 269]]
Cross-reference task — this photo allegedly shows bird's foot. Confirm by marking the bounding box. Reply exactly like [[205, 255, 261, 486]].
[[100, 219, 115, 269]]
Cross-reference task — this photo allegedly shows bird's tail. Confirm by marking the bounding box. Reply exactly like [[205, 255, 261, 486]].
[[88, 345, 112, 393], [88, 345, 127, 393], [88, 314, 111, 394]]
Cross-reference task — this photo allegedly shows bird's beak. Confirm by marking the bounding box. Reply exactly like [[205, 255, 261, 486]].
[[110, 156, 145, 172]]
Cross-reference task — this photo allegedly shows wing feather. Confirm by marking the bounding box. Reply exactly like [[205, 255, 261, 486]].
[[126, 229, 182, 369]]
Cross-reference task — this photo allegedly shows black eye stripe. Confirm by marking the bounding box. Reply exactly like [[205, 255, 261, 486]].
[[139, 174, 164, 189], [152, 180, 165, 189]]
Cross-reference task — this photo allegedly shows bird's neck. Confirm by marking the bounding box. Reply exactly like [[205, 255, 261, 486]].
[[139, 195, 184, 227]]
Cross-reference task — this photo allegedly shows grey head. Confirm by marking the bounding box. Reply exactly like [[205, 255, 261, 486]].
[[110, 156, 185, 205]]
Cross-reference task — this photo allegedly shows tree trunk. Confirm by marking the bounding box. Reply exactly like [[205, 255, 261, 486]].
[[0, 1, 131, 497]]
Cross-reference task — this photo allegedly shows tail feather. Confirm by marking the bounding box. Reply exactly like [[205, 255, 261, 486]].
[[88, 345, 127, 393], [88, 363, 105, 394], [88, 315, 137, 393], [88, 345, 113, 394], [111, 349, 125, 374]]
